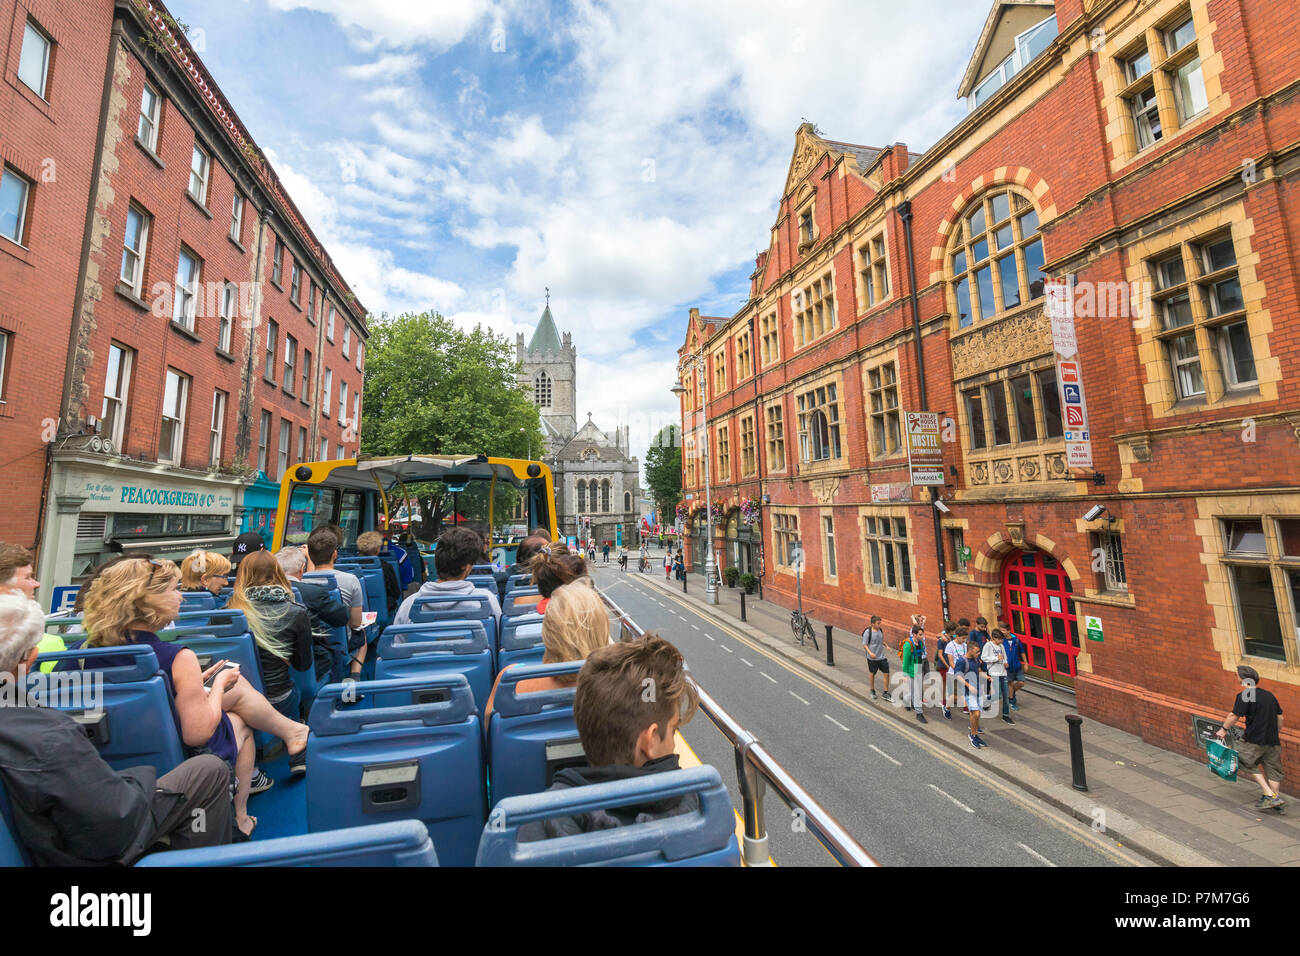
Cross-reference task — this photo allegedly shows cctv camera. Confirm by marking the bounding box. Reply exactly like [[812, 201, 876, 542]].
[[933, 499, 951, 514], [1082, 504, 1107, 522]]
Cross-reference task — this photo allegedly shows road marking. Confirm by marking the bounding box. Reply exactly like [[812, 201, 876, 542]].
[[740, 657, 753, 667], [928, 784, 974, 814], [824, 714, 851, 732], [678, 615, 688, 622], [691, 624, 700, 631], [868, 744, 901, 766], [719, 644, 733, 654], [789, 691, 810, 706], [704, 633, 715, 641], [1017, 842, 1057, 867], [609, 580, 1146, 867]]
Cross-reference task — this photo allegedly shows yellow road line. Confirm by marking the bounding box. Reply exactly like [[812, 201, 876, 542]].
[[624, 575, 1143, 867]]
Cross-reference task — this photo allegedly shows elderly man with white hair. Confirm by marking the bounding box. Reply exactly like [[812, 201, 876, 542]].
[[0, 593, 233, 865], [275, 546, 350, 683]]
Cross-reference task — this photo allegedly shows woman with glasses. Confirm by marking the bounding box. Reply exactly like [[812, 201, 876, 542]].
[[81, 558, 309, 839], [179, 550, 232, 598]]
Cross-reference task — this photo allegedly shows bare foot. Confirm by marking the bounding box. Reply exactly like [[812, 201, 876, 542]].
[[285, 724, 309, 757], [237, 814, 257, 838]]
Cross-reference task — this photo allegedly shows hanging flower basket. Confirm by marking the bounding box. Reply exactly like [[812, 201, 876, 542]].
[[709, 502, 725, 520], [675, 503, 688, 522], [739, 497, 761, 525]]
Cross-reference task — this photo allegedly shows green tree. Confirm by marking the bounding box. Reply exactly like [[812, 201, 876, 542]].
[[644, 424, 682, 525], [361, 311, 545, 538]]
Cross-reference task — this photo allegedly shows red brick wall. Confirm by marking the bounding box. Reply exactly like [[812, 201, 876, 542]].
[[0, 0, 114, 551]]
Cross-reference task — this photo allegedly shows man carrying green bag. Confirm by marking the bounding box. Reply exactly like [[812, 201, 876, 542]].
[[1206, 736, 1238, 782], [1215, 664, 1285, 811]]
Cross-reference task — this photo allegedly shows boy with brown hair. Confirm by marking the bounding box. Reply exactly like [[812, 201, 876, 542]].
[[519, 635, 700, 840]]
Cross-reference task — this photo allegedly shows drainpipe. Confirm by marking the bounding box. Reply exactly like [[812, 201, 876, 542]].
[[895, 200, 950, 622]]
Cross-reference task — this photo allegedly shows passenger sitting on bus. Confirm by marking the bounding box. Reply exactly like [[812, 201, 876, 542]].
[[496, 532, 550, 599], [80, 559, 310, 839], [226, 551, 314, 723], [0, 543, 64, 671], [306, 527, 367, 682], [528, 545, 588, 615], [276, 546, 349, 681], [518, 635, 700, 842], [393, 527, 502, 626], [0, 593, 236, 865], [230, 531, 267, 572], [483, 581, 612, 719], [180, 550, 232, 597], [356, 531, 401, 617]]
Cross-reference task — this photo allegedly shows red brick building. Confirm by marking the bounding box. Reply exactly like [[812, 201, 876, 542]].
[[0, 0, 366, 604], [679, 0, 1300, 781]]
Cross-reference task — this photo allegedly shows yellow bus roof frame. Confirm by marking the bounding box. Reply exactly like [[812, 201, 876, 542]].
[[272, 455, 558, 550]]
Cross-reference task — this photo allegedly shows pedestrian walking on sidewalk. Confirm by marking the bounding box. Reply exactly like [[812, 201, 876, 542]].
[[1004, 628, 1028, 710], [968, 617, 989, 650], [900, 624, 927, 723], [1216, 665, 1285, 810], [944, 626, 968, 718], [955, 642, 987, 748], [602, 543, 610, 564], [935, 621, 955, 720], [982, 629, 1013, 723], [664, 551, 672, 579], [862, 615, 890, 701]]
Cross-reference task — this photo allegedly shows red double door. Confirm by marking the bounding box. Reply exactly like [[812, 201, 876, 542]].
[[1001, 549, 1082, 686]]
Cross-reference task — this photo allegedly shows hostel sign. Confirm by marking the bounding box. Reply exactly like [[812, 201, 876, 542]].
[[904, 411, 944, 486], [1046, 281, 1093, 469]]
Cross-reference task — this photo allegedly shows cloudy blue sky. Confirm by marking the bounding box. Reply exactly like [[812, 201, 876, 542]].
[[168, 0, 991, 463]]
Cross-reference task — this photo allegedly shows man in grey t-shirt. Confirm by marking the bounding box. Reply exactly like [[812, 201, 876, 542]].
[[306, 527, 367, 681], [862, 615, 890, 702]]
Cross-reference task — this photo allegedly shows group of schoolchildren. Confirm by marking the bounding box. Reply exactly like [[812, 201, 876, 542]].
[[863, 613, 1028, 750]]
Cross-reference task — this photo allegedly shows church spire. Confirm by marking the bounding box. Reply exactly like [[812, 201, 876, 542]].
[[526, 292, 562, 355]]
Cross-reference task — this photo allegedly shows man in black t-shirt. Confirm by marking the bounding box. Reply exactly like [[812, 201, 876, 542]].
[[1217, 664, 1285, 810]]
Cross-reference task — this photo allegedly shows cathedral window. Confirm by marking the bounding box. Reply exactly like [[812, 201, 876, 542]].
[[577, 480, 587, 512], [534, 371, 552, 408]]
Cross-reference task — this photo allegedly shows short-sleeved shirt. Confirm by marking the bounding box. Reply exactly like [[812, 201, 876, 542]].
[[330, 569, 365, 613], [953, 656, 980, 693], [944, 640, 966, 668], [1233, 688, 1282, 746], [862, 627, 885, 660]]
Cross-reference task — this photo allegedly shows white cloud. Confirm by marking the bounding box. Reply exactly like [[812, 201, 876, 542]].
[[341, 53, 422, 81], [264, 0, 493, 49]]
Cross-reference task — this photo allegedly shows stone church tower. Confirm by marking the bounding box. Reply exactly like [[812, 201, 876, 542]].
[[516, 300, 577, 454], [516, 298, 643, 544]]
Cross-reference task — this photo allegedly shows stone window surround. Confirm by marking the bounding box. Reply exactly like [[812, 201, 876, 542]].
[[856, 504, 919, 606]]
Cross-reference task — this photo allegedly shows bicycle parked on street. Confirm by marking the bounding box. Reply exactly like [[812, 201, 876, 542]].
[[790, 607, 818, 650]]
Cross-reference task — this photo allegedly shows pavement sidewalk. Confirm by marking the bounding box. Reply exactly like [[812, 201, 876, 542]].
[[611, 558, 1300, 867]]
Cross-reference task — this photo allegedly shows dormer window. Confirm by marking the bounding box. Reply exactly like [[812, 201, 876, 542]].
[[968, 13, 1058, 111]]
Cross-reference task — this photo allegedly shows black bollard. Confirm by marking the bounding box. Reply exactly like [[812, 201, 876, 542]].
[[682, 574, 687, 593], [740, 591, 747, 621], [825, 625, 834, 666], [1065, 714, 1088, 791]]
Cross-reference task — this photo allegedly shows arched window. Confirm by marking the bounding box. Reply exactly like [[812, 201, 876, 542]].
[[809, 409, 832, 461], [576, 479, 586, 512], [624, 492, 632, 512], [949, 188, 1047, 329], [601, 480, 610, 513], [534, 370, 552, 408]]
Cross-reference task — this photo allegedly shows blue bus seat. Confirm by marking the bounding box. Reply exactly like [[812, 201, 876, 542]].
[[181, 591, 217, 611], [467, 574, 497, 594], [498, 615, 545, 671], [302, 573, 350, 681], [476, 766, 742, 867], [487, 661, 583, 804], [504, 573, 532, 594], [306, 675, 485, 867], [471, 564, 495, 575], [136, 820, 439, 867], [337, 562, 386, 634], [374, 622, 493, 714], [406, 593, 498, 651], [503, 589, 542, 618], [0, 780, 32, 866], [32, 646, 185, 775]]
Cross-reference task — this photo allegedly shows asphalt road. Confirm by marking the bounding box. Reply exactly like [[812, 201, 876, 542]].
[[591, 563, 1148, 867]]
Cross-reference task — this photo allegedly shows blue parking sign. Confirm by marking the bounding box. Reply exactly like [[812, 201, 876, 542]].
[[50, 585, 80, 613]]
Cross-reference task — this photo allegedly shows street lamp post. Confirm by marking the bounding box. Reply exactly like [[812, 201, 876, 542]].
[[672, 355, 718, 606]]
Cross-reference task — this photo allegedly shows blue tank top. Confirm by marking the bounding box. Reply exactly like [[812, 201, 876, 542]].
[[124, 630, 238, 767]]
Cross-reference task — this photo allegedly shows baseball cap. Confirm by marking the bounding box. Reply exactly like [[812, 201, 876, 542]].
[[231, 531, 266, 565]]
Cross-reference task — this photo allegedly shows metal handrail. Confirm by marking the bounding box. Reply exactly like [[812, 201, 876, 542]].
[[599, 587, 878, 867]]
